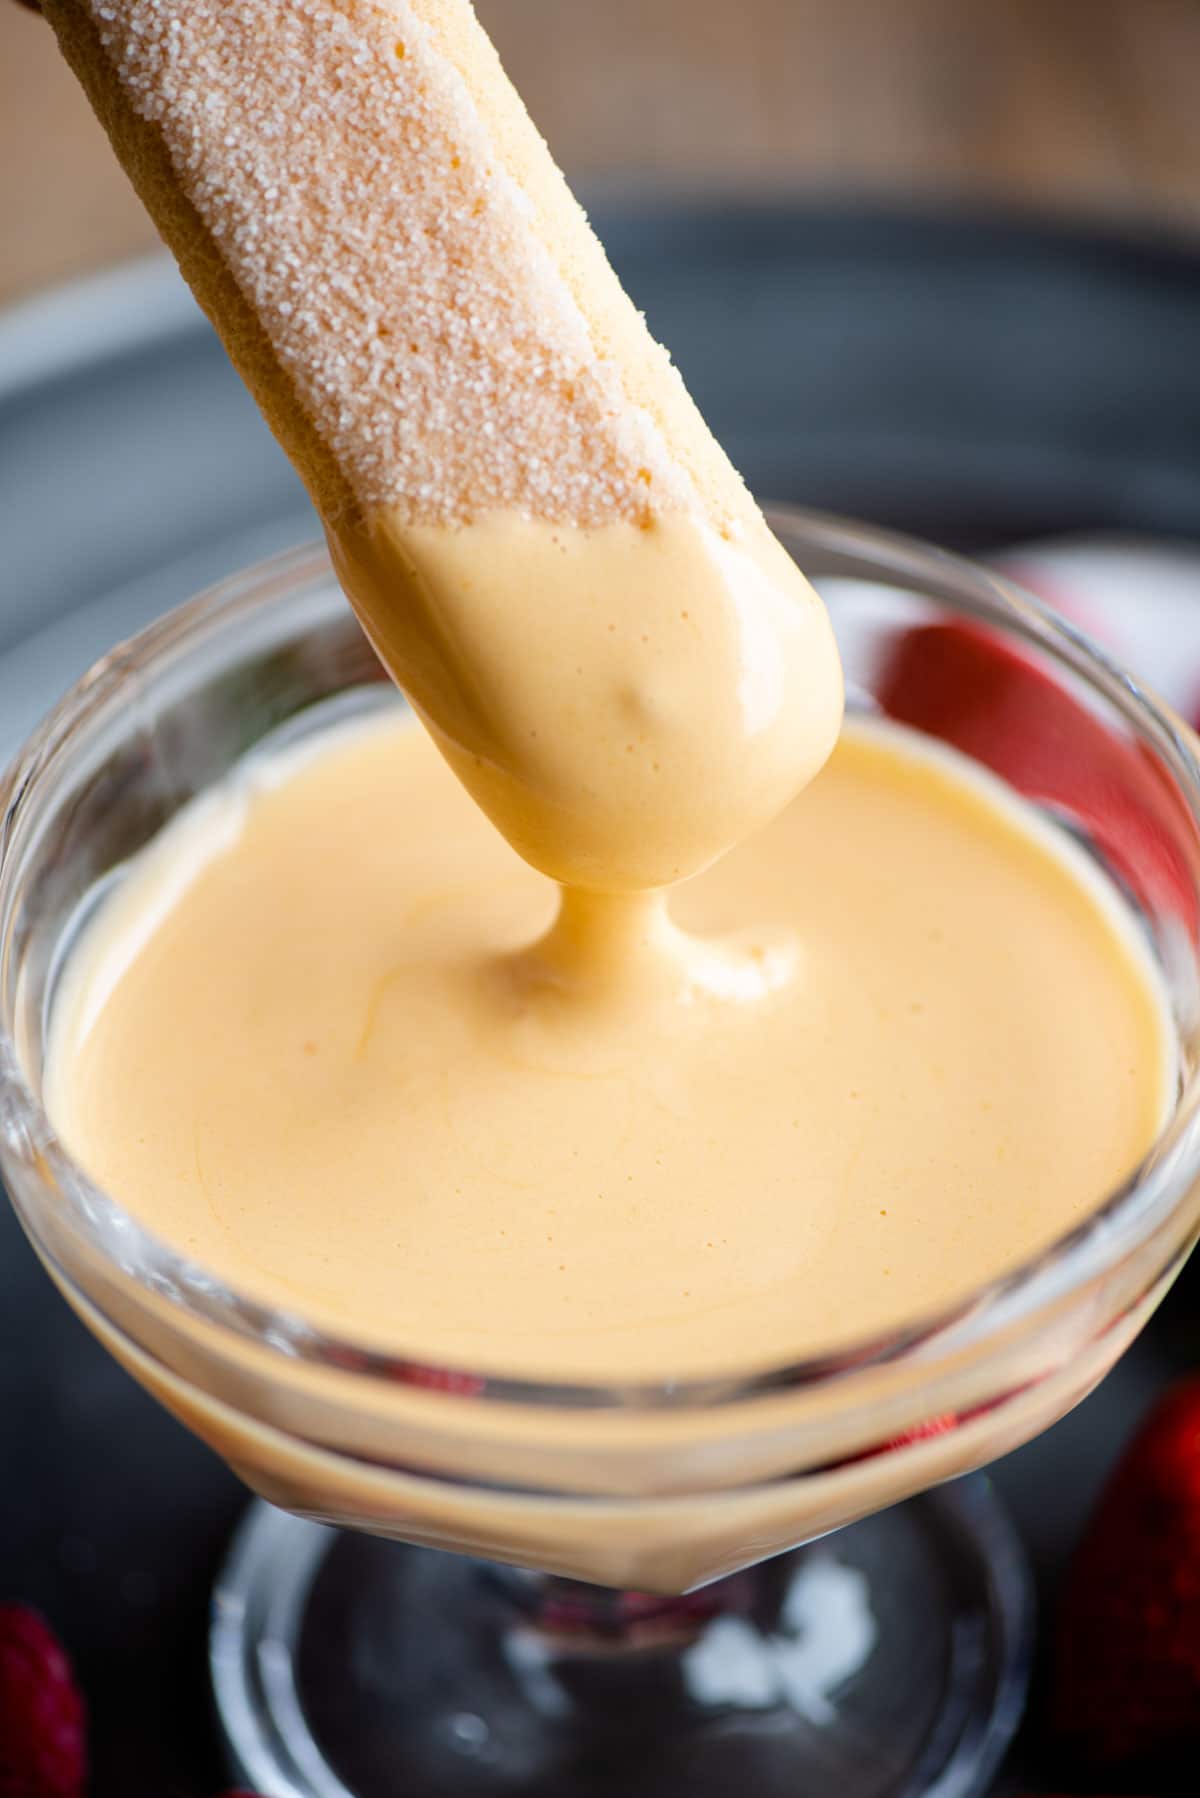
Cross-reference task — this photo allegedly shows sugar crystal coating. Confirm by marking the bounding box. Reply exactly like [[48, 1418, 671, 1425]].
[[86, 0, 693, 524]]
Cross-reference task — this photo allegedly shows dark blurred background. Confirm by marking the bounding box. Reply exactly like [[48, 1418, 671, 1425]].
[[2, 2, 1200, 1794], [6, 0, 1200, 300]]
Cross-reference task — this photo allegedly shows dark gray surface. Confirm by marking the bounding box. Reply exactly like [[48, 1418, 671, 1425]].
[[4, 200, 1200, 735], [2, 203, 1200, 1793]]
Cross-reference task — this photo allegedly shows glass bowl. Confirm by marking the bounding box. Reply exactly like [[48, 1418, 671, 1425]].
[[3, 507, 1200, 1797]]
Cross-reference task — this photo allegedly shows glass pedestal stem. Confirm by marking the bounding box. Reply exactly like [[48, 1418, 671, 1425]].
[[213, 1479, 1032, 1798]]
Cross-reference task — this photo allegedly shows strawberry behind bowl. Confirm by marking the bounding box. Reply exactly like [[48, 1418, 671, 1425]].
[[1051, 1376, 1200, 1784], [0, 1604, 86, 1798], [878, 615, 1200, 937]]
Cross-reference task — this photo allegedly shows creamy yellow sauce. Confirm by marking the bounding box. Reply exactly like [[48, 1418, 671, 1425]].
[[45, 706, 1172, 1382], [36, 0, 1180, 1591], [330, 510, 844, 892]]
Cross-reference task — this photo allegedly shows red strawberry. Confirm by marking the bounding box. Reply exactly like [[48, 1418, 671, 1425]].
[[878, 620, 1200, 936], [397, 1362, 485, 1397], [326, 1344, 484, 1396], [1053, 1375, 1200, 1776], [833, 1410, 959, 1473], [885, 1412, 958, 1451], [0, 1605, 86, 1798]]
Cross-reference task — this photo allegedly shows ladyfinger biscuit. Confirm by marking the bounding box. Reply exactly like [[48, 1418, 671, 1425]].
[[40, 0, 754, 534]]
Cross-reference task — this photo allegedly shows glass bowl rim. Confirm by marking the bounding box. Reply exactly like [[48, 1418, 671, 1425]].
[[3, 502, 1200, 1412]]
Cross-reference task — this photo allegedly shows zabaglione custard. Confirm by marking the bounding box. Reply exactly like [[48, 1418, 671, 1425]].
[[25, 0, 1177, 1428], [45, 697, 1173, 1384]]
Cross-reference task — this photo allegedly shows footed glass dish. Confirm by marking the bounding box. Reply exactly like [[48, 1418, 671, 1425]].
[[3, 508, 1200, 1795]]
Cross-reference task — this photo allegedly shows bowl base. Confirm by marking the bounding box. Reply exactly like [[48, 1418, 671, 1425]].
[[212, 1478, 1031, 1797]]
